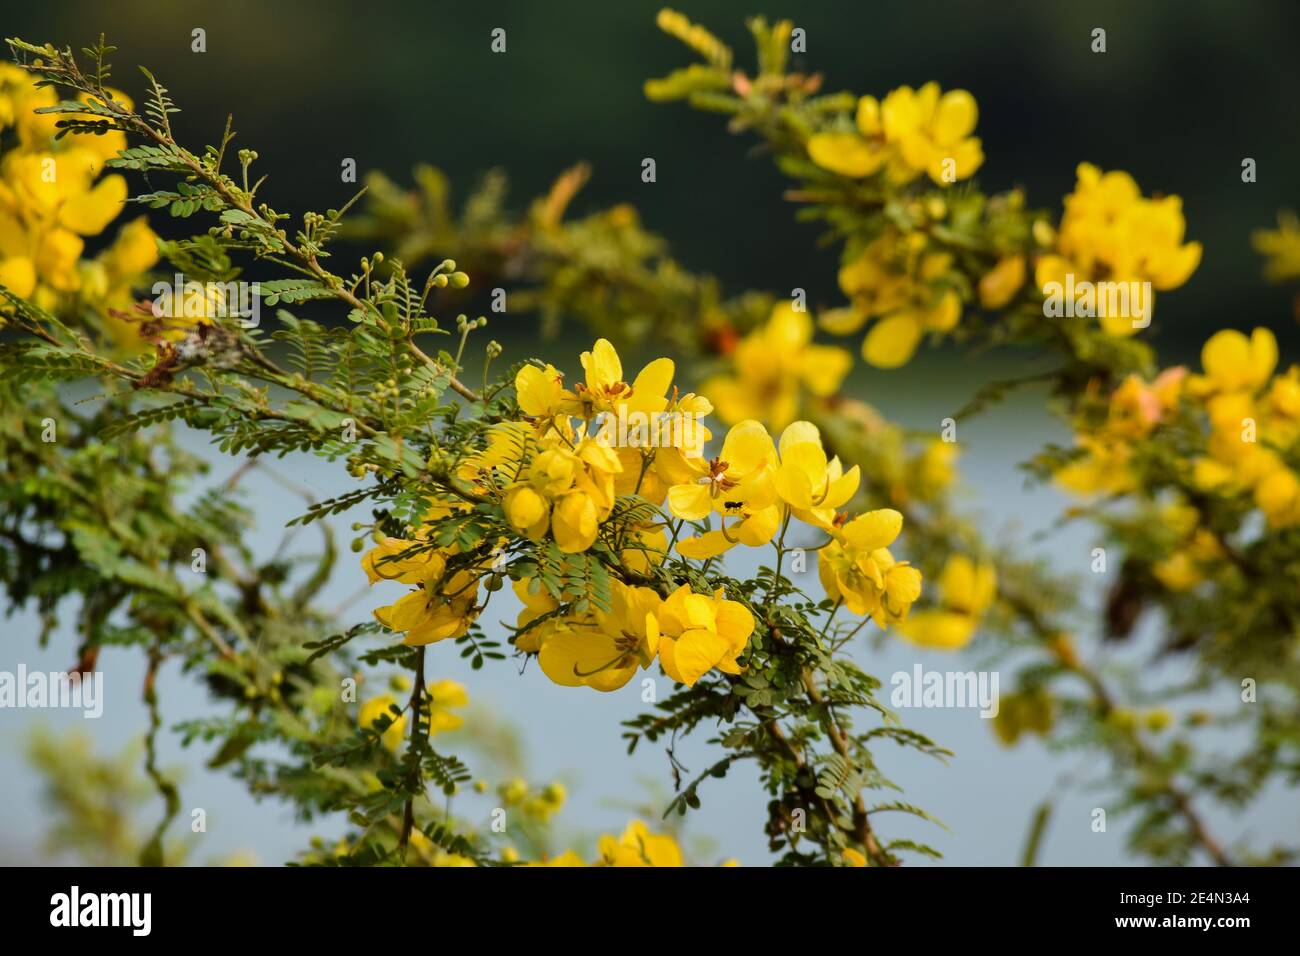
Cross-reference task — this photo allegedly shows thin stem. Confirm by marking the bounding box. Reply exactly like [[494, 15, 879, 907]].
[[398, 645, 427, 862]]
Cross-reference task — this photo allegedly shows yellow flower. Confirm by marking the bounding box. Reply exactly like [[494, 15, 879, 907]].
[[501, 426, 623, 553], [365, 542, 481, 646], [1105, 368, 1186, 440], [830, 236, 961, 368], [896, 555, 996, 651], [663, 419, 779, 559], [101, 216, 160, 280], [512, 578, 560, 654], [1038, 163, 1201, 336], [1253, 210, 1300, 283], [515, 362, 567, 421], [595, 819, 683, 867], [426, 678, 468, 735], [359, 695, 406, 751], [843, 848, 868, 867], [564, 338, 674, 420], [1255, 467, 1300, 528], [620, 521, 669, 574], [1153, 551, 1201, 592], [977, 255, 1026, 309], [818, 509, 922, 627], [362, 536, 440, 584], [1054, 436, 1137, 497], [537, 581, 662, 691], [908, 438, 959, 502], [773, 420, 860, 528], [700, 302, 852, 430], [806, 95, 891, 179], [0, 70, 150, 317], [552, 491, 600, 552], [880, 83, 983, 185], [806, 83, 983, 186], [1188, 327, 1277, 398], [655, 584, 754, 686]]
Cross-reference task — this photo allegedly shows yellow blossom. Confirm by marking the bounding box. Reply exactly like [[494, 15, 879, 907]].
[[1037, 163, 1201, 337], [701, 303, 852, 430], [896, 555, 996, 650], [364, 541, 481, 646], [828, 236, 962, 368], [512, 578, 561, 654], [978, 255, 1026, 310], [663, 419, 780, 559], [1187, 327, 1277, 398], [537, 581, 662, 691], [654, 584, 754, 686], [595, 819, 684, 867], [818, 509, 922, 627], [564, 337, 674, 420], [359, 695, 406, 751], [426, 678, 468, 735], [515, 362, 567, 421], [806, 82, 983, 186], [772, 420, 860, 529], [879, 83, 984, 185]]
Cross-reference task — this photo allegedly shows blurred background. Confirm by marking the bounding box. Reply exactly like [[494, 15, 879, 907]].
[[2, 0, 1298, 864]]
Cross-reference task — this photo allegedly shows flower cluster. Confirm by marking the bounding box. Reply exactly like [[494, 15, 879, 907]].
[[360, 337, 921, 694], [1036, 163, 1202, 336], [700, 302, 852, 430], [1185, 327, 1300, 528], [806, 82, 984, 185], [824, 232, 963, 368], [0, 64, 157, 335], [1055, 325, 1300, 596]]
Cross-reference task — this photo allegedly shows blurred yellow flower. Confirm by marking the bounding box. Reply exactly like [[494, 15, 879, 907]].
[[426, 678, 468, 735], [359, 695, 406, 751], [807, 82, 983, 186], [701, 303, 852, 430], [596, 819, 683, 867], [1037, 163, 1201, 337], [896, 555, 996, 651], [828, 236, 961, 368]]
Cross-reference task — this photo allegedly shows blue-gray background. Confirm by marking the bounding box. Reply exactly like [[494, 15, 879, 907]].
[[2, 0, 1297, 864]]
